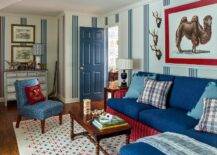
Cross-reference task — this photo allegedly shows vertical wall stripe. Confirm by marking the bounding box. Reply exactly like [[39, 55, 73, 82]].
[[128, 9, 133, 83], [105, 17, 108, 26], [144, 4, 149, 71], [163, 0, 170, 6], [20, 17, 27, 25], [128, 9, 133, 59], [20, 18, 27, 46], [92, 17, 97, 28], [189, 68, 198, 77], [72, 16, 79, 98], [104, 28, 109, 86], [0, 16, 5, 98], [115, 14, 119, 23], [163, 66, 170, 75], [63, 16, 66, 97], [57, 19, 60, 96], [41, 19, 47, 65]]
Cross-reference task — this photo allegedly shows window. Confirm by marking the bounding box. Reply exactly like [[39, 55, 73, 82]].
[[108, 26, 119, 71]]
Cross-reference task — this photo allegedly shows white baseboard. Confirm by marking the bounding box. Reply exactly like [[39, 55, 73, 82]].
[[58, 95, 80, 104]]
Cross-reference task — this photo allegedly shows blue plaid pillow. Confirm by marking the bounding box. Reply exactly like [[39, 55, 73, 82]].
[[195, 98, 217, 134], [137, 79, 172, 109]]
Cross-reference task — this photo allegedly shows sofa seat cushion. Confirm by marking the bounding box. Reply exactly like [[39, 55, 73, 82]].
[[119, 142, 164, 155], [20, 100, 63, 120], [139, 108, 198, 132], [107, 98, 156, 120], [180, 129, 217, 147]]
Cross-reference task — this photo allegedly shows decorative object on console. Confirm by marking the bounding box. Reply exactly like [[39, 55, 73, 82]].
[[11, 45, 34, 64], [108, 81, 119, 89], [4, 60, 20, 70], [108, 69, 118, 82], [152, 11, 162, 28], [83, 99, 91, 115], [11, 24, 35, 43], [32, 43, 45, 70], [195, 98, 217, 134], [116, 58, 133, 87], [137, 79, 172, 109], [165, 0, 217, 65]]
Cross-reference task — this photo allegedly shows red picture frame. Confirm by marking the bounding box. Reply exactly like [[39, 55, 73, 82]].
[[165, 0, 217, 65]]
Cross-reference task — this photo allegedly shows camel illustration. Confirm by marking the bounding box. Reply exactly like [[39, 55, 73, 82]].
[[176, 15, 212, 53]]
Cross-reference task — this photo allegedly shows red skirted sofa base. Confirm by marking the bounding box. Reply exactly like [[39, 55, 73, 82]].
[[106, 107, 160, 141]]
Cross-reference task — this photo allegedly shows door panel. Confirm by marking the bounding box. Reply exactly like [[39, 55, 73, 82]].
[[80, 27, 104, 100]]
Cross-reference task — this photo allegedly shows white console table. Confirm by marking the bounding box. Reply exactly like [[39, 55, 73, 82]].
[[4, 70, 48, 106]]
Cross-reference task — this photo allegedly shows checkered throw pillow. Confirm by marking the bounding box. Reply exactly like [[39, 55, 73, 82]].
[[137, 79, 172, 109], [195, 98, 217, 134]]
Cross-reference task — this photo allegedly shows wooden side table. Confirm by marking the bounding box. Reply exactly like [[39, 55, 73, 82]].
[[104, 87, 128, 111]]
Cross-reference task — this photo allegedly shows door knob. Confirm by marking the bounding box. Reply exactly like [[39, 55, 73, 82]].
[[80, 66, 84, 70]]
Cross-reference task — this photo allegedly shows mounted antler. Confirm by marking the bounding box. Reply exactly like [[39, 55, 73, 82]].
[[150, 45, 162, 60], [152, 11, 162, 28], [149, 29, 158, 46]]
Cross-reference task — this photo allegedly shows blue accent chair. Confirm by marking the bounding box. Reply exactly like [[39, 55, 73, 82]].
[[14, 79, 64, 134]]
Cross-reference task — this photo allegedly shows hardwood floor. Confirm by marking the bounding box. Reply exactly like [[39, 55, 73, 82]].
[[0, 101, 104, 155]]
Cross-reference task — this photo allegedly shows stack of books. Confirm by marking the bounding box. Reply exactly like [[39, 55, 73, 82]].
[[92, 114, 128, 130]]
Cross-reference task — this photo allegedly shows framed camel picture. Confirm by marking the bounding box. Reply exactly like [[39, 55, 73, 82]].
[[165, 0, 217, 66]]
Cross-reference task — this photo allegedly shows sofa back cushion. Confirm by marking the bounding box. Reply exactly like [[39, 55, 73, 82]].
[[169, 76, 216, 111]]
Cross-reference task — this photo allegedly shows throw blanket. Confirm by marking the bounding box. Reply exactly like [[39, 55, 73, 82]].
[[137, 132, 217, 155]]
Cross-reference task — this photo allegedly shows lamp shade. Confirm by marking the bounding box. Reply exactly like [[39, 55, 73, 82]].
[[116, 59, 133, 70]]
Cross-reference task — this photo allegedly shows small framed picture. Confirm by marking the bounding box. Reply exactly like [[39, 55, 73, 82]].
[[11, 45, 34, 63], [11, 24, 35, 43]]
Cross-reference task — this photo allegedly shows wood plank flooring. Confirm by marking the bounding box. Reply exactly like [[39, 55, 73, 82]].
[[0, 101, 103, 155]]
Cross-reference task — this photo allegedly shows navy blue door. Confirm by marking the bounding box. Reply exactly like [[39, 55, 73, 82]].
[[80, 27, 104, 100]]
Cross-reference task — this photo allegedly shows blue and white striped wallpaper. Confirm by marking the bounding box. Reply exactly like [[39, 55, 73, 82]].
[[128, 9, 132, 59], [72, 15, 79, 98], [92, 17, 97, 28], [41, 19, 47, 65], [144, 4, 149, 72], [105, 17, 108, 26], [0, 16, 5, 98], [189, 68, 198, 77], [115, 14, 119, 23], [163, 66, 170, 75]]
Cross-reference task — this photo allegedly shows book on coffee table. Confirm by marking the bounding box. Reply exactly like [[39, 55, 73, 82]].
[[92, 115, 128, 130]]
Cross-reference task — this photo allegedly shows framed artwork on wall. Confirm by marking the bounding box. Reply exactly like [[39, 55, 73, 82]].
[[11, 45, 34, 63], [165, 0, 217, 65], [11, 24, 35, 43]]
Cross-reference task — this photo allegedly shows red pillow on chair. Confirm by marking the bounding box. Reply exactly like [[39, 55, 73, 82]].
[[25, 84, 46, 104]]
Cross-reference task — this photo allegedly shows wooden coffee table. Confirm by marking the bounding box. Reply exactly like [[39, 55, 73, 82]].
[[69, 108, 131, 155]]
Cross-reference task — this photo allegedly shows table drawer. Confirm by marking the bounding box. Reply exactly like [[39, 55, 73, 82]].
[[16, 72, 27, 77], [7, 93, 16, 100], [7, 86, 15, 93]]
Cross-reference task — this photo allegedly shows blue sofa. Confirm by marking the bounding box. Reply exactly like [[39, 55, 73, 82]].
[[106, 72, 217, 154]]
